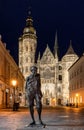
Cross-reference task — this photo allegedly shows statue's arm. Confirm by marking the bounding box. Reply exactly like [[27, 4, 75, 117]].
[[38, 74, 43, 97], [25, 77, 29, 90], [25, 75, 33, 90], [39, 74, 41, 89]]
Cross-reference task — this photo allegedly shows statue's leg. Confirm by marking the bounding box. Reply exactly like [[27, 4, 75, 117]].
[[29, 105, 36, 125], [35, 94, 44, 125], [28, 96, 36, 126]]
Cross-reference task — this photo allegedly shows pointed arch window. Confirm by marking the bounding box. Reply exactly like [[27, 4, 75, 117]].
[[25, 66, 28, 72], [31, 46, 33, 52], [26, 46, 28, 51], [59, 75, 62, 80], [26, 57, 28, 63]]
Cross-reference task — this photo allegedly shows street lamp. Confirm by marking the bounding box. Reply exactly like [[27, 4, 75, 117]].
[[76, 93, 78, 108], [12, 80, 17, 87], [12, 80, 17, 95], [11, 79, 17, 110], [5, 88, 9, 108]]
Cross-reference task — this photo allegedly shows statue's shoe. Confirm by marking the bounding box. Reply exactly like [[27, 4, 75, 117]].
[[28, 121, 36, 127], [39, 120, 46, 127]]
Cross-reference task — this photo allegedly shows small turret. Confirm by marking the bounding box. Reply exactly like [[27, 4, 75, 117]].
[[66, 40, 76, 55], [54, 32, 59, 62], [38, 52, 41, 61]]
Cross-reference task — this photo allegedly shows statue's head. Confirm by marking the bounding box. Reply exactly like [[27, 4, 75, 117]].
[[30, 66, 37, 74]]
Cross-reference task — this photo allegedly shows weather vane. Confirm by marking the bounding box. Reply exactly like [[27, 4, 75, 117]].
[[28, 6, 32, 16]]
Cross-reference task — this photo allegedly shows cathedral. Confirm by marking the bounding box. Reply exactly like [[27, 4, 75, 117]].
[[18, 12, 78, 106]]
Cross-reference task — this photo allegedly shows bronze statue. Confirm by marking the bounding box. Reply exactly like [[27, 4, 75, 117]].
[[25, 66, 45, 127]]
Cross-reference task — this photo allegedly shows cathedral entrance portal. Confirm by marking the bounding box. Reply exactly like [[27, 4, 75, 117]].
[[58, 98, 61, 105], [46, 98, 49, 105]]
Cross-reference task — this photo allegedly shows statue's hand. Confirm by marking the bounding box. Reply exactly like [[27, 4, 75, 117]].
[[39, 92, 43, 99]]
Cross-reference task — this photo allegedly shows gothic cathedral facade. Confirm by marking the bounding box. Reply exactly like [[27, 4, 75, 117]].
[[19, 13, 78, 106]]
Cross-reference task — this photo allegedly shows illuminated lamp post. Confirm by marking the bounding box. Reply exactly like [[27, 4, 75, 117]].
[[12, 79, 17, 110], [12, 80, 17, 86], [12, 80, 17, 95], [76, 93, 78, 108], [5, 88, 9, 108]]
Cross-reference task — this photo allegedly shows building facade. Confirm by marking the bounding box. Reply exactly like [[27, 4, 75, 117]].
[[19, 13, 78, 106], [68, 54, 84, 107], [0, 36, 25, 108], [19, 13, 37, 79]]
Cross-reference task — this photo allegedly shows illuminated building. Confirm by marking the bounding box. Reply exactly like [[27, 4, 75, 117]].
[[69, 54, 84, 107], [0, 36, 25, 108], [19, 12, 78, 106], [19, 11, 37, 78]]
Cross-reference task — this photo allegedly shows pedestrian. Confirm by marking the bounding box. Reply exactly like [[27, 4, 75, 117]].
[[13, 94, 20, 111]]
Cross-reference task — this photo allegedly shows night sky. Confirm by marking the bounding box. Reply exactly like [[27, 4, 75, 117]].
[[0, 0, 84, 64]]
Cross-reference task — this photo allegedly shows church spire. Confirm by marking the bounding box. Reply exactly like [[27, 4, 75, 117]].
[[54, 31, 58, 59], [66, 40, 75, 54], [38, 52, 41, 61], [23, 8, 36, 36]]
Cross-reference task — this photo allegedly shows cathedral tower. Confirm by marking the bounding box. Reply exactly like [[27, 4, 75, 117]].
[[61, 40, 78, 104], [18, 11, 37, 79]]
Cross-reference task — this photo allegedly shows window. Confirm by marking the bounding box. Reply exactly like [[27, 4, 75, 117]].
[[26, 57, 28, 63], [26, 46, 28, 51], [74, 71, 76, 77], [59, 66, 62, 70], [72, 73, 73, 78], [72, 97, 73, 103], [80, 96, 82, 103], [59, 75, 62, 80], [58, 87, 61, 92], [77, 81, 79, 89], [80, 79, 82, 88], [25, 66, 28, 72], [31, 47, 32, 51], [77, 69, 79, 75], [80, 66, 82, 72]]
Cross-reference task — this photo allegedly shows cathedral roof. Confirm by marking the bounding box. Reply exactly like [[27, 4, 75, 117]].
[[66, 40, 76, 55], [40, 44, 55, 64]]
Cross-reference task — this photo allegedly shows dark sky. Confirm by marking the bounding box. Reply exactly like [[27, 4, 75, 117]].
[[0, 0, 84, 64]]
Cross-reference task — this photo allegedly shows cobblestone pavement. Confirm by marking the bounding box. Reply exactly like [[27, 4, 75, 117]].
[[0, 107, 84, 130]]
